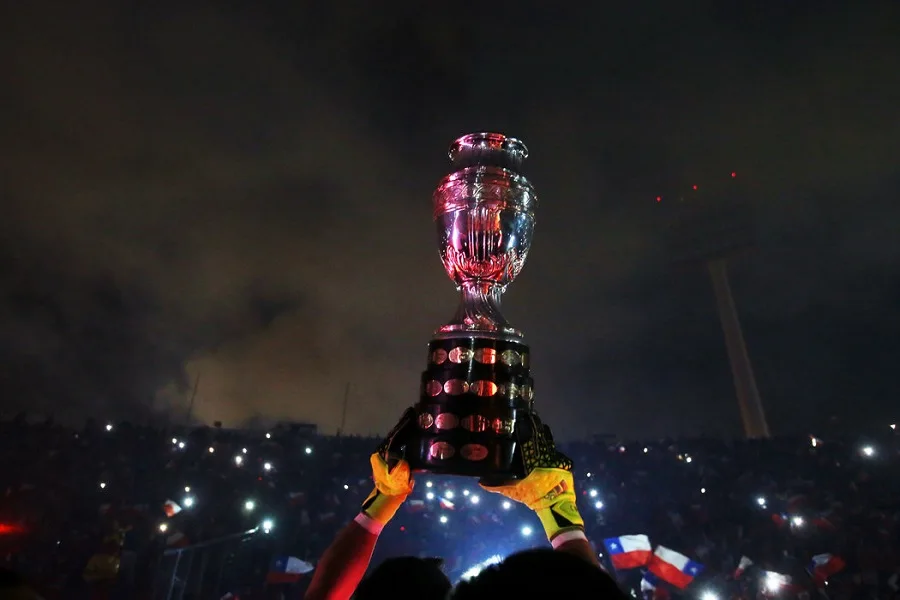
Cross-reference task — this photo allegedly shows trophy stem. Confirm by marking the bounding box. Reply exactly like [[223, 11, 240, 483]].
[[436, 280, 522, 339]]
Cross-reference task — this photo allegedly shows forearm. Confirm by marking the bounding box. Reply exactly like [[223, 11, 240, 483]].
[[552, 532, 601, 567], [304, 517, 379, 600]]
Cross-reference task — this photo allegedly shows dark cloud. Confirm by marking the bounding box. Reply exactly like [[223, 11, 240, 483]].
[[1, 0, 898, 437]]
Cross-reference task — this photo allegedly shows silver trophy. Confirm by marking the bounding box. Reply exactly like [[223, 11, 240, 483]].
[[407, 132, 538, 482]]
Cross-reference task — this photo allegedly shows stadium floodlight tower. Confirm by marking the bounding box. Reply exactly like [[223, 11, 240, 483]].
[[660, 173, 770, 439]]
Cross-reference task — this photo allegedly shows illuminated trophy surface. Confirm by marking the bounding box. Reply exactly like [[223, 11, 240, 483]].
[[407, 132, 538, 483]]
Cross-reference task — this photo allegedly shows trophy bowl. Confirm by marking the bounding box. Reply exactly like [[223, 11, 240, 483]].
[[406, 132, 539, 484]]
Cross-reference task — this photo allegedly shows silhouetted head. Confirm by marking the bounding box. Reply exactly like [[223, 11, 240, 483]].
[[355, 556, 451, 600], [451, 549, 627, 600], [0, 569, 43, 600]]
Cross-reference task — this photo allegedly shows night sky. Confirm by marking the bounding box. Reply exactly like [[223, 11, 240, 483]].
[[2, 1, 899, 439]]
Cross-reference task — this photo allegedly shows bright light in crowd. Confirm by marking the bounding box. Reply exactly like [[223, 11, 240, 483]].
[[701, 591, 719, 600], [595, 501, 604, 510], [105, 423, 113, 432], [439, 515, 448, 524], [470, 495, 480, 505], [343, 484, 349, 490], [172, 438, 177, 444], [810, 437, 819, 447], [685, 456, 693, 463], [891, 423, 896, 431], [502, 501, 512, 510], [208, 446, 215, 454], [304, 446, 313, 455], [183, 496, 195, 508], [521, 525, 533, 537], [861, 446, 875, 457], [444, 490, 454, 500], [263, 462, 272, 471], [262, 518, 274, 533], [178, 441, 185, 449], [462, 489, 470, 496], [426, 492, 435, 500], [589, 489, 598, 498], [791, 516, 804, 527], [265, 432, 271, 439], [234, 456, 243, 466], [244, 500, 255, 512], [99, 482, 107, 489], [764, 572, 785, 593], [618, 445, 626, 453], [701, 488, 706, 494], [184, 486, 191, 493], [460, 555, 503, 581], [643, 447, 648, 453], [756, 496, 766, 507], [242, 448, 247, 454], [158, 523, 168, 533], [425, 481, 433, 488], [586, 472, 592, 478]]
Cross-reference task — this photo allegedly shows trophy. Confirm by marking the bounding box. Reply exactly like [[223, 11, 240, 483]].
[[406, 132, 538, 483]]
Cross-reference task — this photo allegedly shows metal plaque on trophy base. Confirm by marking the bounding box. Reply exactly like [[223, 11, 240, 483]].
[[406, 132, 539, 484]]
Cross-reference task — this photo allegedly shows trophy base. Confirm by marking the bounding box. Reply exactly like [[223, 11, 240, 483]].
[[406, 336, 534, 484]]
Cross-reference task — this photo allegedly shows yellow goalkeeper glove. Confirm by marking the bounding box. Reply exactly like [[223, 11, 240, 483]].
[[357, 408, 416, 532]]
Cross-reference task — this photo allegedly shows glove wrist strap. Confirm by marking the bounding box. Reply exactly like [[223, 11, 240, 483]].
[[353, 512, 384, 536], [550, 528, 587, 549]]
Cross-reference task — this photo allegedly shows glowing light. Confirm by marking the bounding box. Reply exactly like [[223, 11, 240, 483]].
[[439, 515, 448, 524], [171, 438, 177, 444], [861, 446, 875, 457], [791, 516, 804, 527], [263, 462, 273, 471], [656, 196, 662, 202], [731, 172, 737, 178], [444, 490, 454, 500], [810, 437, 819, 447], [586, 472, 592, 478], [756, 496, 766, 507], [685, 456, 693, 463], [501, 500, 512, 510], [594, 500, 604, 510], [702, 591, 719, 600], [343, 484, 349, 490], [208, 446, 215, 454], [589, 489, 598, 498], [643, 447, 648, 453], [470, 495, 480, 505], [183, 496, 195, 508], [462, 489, 470, 496], [460, 555, 504, 581], [764, 572, 786, 593], [891, 423, 896, 430], [99, 482, 107, 489], [184, 486, 191, 493], [242, 448, 248, 454], [158, 523, 168, 533], [178, 441, 185, 449], [700, 487, 706, 494], [426, 492, 435, 500], [521, 525, 533, 537], [234, 455, 243, 466], [425, 481, 433, 488], [692, 184, 698, 190], [262, 518, 274, 533], [265, 432, 271, 439], [105, 423, 113, 432], [304, 446, 313, 455], [244, 500, 255, 512]]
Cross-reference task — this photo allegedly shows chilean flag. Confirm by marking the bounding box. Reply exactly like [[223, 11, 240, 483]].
[[602, 535, 652, 569], [808, 553, 845, 584], [265, 556, 315, 584], [647, 546, 704, 589]]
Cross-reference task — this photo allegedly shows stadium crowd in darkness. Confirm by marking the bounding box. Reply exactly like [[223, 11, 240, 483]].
[[0, 414, 898, 599]]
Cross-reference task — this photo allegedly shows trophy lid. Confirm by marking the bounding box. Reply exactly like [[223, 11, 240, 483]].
[[448, 132, 529, 175]]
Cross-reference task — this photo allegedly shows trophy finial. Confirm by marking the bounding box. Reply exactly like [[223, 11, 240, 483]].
[[448, 132, 529, 174]]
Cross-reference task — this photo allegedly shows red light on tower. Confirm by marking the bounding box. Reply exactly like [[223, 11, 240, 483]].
[[731, 172, 737, 178], [692, 184, 698, 190], [656, 196, 662, 202]]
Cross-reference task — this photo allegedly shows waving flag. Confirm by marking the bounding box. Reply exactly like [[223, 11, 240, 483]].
[[266, 556, 315, 584], [648, 546, 704, 589], [734, 556, 753, 578], [162, 499, 182, 517], [809, 553, 845, 584], [439, 498, 455, 510], [603, 534, 652, 569]]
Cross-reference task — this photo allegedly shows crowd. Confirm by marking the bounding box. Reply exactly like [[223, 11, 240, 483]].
[[0, 414, 898, 599]]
